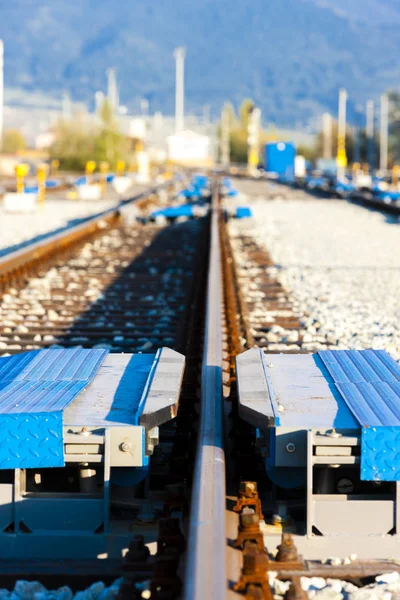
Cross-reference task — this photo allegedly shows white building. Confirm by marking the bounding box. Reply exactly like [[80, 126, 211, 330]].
[[167, 129, 213, 167]]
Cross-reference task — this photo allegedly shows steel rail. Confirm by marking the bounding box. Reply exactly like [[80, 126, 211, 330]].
[[0, 181, 172, 278], [184, 181, 226, 599]]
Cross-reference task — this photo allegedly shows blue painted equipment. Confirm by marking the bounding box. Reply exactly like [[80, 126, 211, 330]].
[[335, 181, 356, 195], [45, 179, 58, 188], [236, 348, 400, 542], [178, 174, 210, 201], [305, 175, 328, 190], [319, 349, 400, 482], [0, 347, 184, 562], [316, 158, 338, 176], [151, 204, 195, 219], [235, 207, 253, 219], [0, 348, 107, 469], [374, 190, 400, 203], [265, 142, 296, 181]]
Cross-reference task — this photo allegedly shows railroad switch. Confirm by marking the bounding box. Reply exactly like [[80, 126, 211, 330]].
[[234, 509, 265, 552], [234, 541, 273, 599], [233, 481, 264, 520]]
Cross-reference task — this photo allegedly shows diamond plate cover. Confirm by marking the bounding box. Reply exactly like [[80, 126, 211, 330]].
[[0, 413, 63, 469], [361, 426, 400, 481], [318, 350, 400, 481], [0, 349, 108, 469]]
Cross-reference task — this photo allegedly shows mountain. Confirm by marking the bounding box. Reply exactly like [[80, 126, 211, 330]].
[[1, 0, 400, 125]]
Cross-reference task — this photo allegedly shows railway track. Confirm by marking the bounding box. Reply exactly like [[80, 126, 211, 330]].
[[0, 175, 398, 599], [0, 179, 210, 586]]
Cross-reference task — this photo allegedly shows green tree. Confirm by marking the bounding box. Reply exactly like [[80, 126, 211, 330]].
[[219, 98, 265, 164], [315, 119, 355, 163], [50, 113, 97, 171], [50, 101, 131, 171], [94, 99, 130, 166], [2, 129, 26, 153], [297, 144, 317, 163]]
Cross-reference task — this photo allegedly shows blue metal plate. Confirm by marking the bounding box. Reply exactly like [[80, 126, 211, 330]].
[[318, 349, 400, 385], [0, 413, 63, 469], [362, 426, 400, 482], [0, 349, 108, 469], [318, 350, 400, 481]]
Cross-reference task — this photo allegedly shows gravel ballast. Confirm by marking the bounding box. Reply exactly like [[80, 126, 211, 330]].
[[229, 181, 400, 360], [0, 199, 117, 257]]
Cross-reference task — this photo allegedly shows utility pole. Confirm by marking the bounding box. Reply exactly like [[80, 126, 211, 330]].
[[140, 99, 149, 117], [220, 105, 230, 166], [0, 40, 3, 152], [366, 100, 375, 171], [322, 112, 332, 159], [107, 68, 119, 114], [247, 106, 261, 173], [380, 93, 389, 172], [353, 105, 363, 165], [174, 47, 185, 133], [336, 88, 347, 181], [95, 91, 104, 115], [62, 91, 72, 120]]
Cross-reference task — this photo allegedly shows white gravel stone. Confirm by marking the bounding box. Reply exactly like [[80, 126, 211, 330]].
[[0, 578, 123, 600], [230, 186, 400, 359], [0, 200, 116, 257]]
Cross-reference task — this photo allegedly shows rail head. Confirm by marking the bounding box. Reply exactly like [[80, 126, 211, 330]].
[[184, 180, 226, 599]]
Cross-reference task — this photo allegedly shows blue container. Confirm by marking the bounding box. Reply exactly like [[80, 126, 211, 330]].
[[265, 142, 296, 181]]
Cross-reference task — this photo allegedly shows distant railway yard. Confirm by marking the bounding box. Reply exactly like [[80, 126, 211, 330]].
[[0, 173, 399, 600]]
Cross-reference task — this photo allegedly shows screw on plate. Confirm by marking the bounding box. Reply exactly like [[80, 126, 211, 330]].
[[233, 481, 264, 520], [245, 584, 264, 599], [286, 443, 296, 453], [123, 534, 150, 568], [284, 576, 308, 600], [234, 509, 265, 552], [233, 542, 272, 598], [325, 428, 341, 438], [276, 534, 299, 563], [120, 442, 131, 452]]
